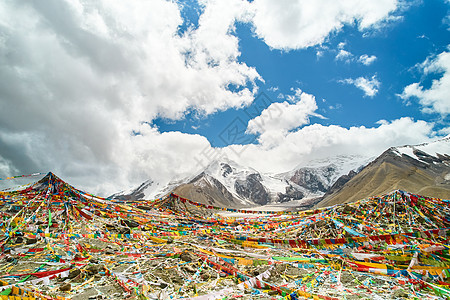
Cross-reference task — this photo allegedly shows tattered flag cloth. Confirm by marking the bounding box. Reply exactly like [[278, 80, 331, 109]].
[[0, 172, 44, 181]]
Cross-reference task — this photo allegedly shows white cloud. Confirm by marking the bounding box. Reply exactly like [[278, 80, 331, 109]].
[[335, 49, 354, 62], [0, 0, 260, 194], [316, 50, 324, 59], [358, 54, 377, 65], [335, 48, 377, 66], [0, 0, 440, 197], [444, 16, 450, 31], [439, 127, 450, 136], [399, 50, 450, 116], [226, 117, 435, 173], [328, 103, 343, 110], [246, 89, 324, 145], [340, 75, 381, 97], [249, 0, 400, 50]]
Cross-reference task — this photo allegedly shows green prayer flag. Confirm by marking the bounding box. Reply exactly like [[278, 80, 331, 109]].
[[0, 288, 11, 295], [445, 269, 450, 278]]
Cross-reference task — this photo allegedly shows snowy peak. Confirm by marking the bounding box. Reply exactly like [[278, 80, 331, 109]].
[[190, 159, 270, 205], [392, 136, 450, 164], [281, 154, 373, 196], [289, 154, 373, 177], [109, 179, 154, 201], [110, 176, 187, 201], [202, 158, 259, 183]]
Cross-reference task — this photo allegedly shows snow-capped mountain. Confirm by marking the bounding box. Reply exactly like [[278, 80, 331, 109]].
[[109, 177, 187, 201], [392, 136, 450, 164], [173, 158, 288, 207], [112, 154, 371, 208], [279, 154, 373, 198], [317, 136, 450, 207], [195, 158, 271, 205], [112, 137, 450, 208], [171, 155, 373, 207]]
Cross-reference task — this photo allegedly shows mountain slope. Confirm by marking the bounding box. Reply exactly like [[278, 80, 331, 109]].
[[316, 137, 450, 208], [172, 159, 273, 207], [172, 171, 244, 207], [280, 155, 371, 196]]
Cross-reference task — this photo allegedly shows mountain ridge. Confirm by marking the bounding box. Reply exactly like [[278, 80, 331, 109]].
[[111, 136, 450, 208], [112, 153, 371, 208], [316, 136, 450, 207]]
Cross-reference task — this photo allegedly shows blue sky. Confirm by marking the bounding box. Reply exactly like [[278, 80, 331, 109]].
[[155, 0, 449, 147], [0, 0, 449, 194]]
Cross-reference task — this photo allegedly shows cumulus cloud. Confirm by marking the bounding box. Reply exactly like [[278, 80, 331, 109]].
[[358, 54, 377, 65], [0, 0, 260, 194], [249, 0, 400, 50], [0, 124, 213, 194], [0, 0, 439, 197], [246, 89, 324, 145], [339, 75, 381, 97], [399, 50, 450, 116], [227, 117, 436, 173], [335, 46, 377, 66], [335, 49, 354, 62]]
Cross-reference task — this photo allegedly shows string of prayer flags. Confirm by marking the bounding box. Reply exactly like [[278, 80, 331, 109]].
[[1, 173, 450, 299]]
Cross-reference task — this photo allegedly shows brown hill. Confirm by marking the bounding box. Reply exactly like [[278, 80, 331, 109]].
[[316, 140, 450, 208]]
